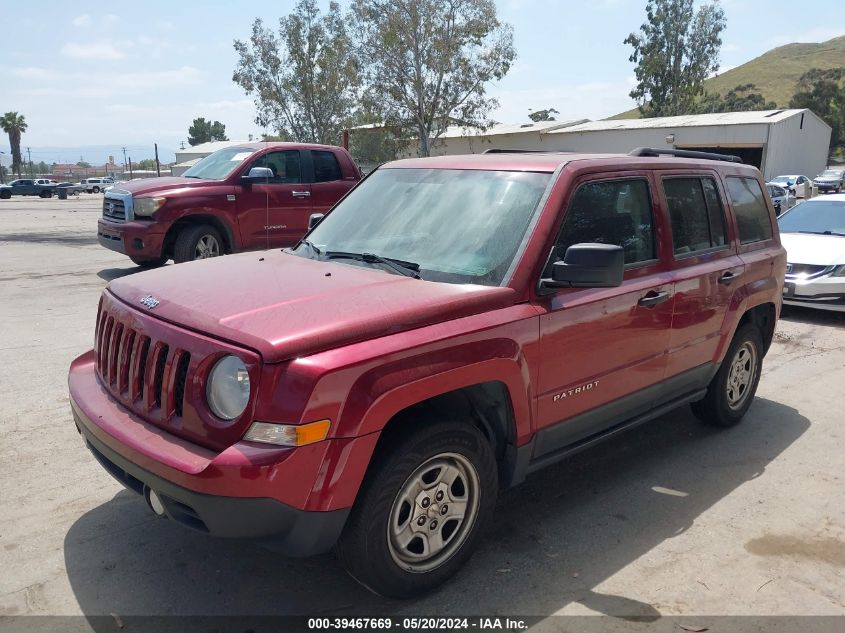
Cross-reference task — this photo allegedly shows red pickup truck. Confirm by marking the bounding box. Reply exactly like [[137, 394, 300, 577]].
[[70, 148, 785, 598], [98, 142, 361, 266]]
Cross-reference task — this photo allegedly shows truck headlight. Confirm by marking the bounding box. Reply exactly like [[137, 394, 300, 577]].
[[134, 196, 166, 217], [206, 355, 250, 420]]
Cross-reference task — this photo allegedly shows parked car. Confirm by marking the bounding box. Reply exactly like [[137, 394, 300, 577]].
[[56, 182, 85, 195], [102, 180, 127, 194], [0, 184, 11, 199], [70, 148, 785, 597], [4, 178, 55, 197], [97, 142, 362, 267], [812, 168, 845, 193], [770, 174, 811, 198], [766, 182, 792, 215], [778, 194, 845, 312], [83, 177, 115, 193], [35, 178, 60, 187]]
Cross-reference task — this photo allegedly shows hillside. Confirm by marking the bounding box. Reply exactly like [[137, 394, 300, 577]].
[[612, 35, 845, 119]]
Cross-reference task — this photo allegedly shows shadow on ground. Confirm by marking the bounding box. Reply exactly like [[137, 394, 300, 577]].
[[97, 265, 169, 282], [64, 397, 808, 619], [780, 305, 845, 327]]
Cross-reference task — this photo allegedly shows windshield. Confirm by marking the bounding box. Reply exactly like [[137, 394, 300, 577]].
[[778, 200, 845, 235], [771, 176, 794, 185], [182, 147, 254, 180], [297, 168, 552, 286], [818, 170, 842, 178]]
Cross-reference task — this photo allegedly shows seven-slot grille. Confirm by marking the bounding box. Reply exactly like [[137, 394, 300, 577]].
[[102, 198, 126, 222], [95, 306, 190, 421]]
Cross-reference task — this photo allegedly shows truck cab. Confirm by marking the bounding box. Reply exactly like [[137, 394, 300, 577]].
[[97, 142, 361, 267]]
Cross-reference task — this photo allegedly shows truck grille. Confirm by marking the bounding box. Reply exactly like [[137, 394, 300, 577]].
[[102, 198, 126, 222]]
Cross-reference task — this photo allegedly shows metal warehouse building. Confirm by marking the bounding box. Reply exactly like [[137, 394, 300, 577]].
[[412, 109, 831, 180]]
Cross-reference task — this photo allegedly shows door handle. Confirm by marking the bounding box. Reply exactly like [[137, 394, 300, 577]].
[[292, 190, 311, 198], [638, 290, 671, 307], [718, 271, 740, 285]]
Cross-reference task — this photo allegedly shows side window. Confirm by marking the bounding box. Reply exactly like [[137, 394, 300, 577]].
[[251, 151, 302, 184], [553, 179, 655, 266], [663, 177, 727, 255], [312, 150, 342, 182], [726, 177, 773, 244]]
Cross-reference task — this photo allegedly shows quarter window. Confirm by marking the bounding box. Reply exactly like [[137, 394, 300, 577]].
[[552, 179, 655, 266], [663, 177, 727, 255], [312, 150, 342, 182], [726, 177, 773, 244]]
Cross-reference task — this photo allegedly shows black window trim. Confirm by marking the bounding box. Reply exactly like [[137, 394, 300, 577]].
[[661, 174, 731, 260], [541, 175, 660, 281]]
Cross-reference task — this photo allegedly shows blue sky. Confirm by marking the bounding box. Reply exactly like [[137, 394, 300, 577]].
[[1, 0, 843, 164]]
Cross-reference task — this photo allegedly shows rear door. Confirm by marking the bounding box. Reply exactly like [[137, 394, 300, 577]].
[[535, 174, 674, 453], [236, 149, 312, 249], [307, 149, 355, 213], [660, 173, 743, 391]]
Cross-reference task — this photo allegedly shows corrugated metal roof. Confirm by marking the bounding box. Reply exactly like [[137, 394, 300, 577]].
[[438, 119, 588, 138], [549, 109, 806, 134]]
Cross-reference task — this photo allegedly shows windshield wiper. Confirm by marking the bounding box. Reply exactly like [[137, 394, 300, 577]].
[[796, 230, 845, 237], [324, 251, 421, 278]]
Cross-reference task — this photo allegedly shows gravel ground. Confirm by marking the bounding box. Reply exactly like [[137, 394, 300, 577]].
[[0, 195, 843, 626]]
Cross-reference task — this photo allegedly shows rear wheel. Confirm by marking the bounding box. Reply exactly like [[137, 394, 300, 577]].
[[691, 323, 763, 427], [173, 224, 224, 263], [130, 255, 168, 268], [336, 420, 497, 598], [1, 190, 11, 199], [92, 186, 100, 193]]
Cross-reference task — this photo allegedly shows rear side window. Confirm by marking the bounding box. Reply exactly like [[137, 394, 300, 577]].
[[312, 150, 342, 182], [726, 177, 773, 244], [663, 177, 727, 255], [554, 179, 655, 265]]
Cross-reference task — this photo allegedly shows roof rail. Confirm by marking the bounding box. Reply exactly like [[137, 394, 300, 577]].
[[629, 147, 743, 163], [482, 148, 553, 154]]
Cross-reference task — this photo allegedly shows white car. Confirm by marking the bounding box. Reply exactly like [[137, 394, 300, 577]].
[[35, 178, 59, 186], [778, 194, 845, 312], [82, 177, 115, 193], [770, 174, 811, 198]]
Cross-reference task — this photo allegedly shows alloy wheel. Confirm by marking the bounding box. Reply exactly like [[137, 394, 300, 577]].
[[726, 341, 757, 410], [194, 234, 220, 259]]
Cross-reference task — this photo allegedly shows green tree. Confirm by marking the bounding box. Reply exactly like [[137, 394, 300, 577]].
[[352, 0, 516, 156], [694, 84, 777, 114], [76, 159, 92, 168], [187, 117, 229, 146], [233, 0, 361, 145], [0, 112, 28, 176], [135, 158, 158, 170], [789, 68, 845, 149], [34, 160, 51, 175], [528, 108, 559, 122], [625, 0, 726, 117]]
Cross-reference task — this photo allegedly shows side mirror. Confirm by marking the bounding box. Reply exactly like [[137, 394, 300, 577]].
[[243, 166, 273, 181], [542, 243, 624, 289], [308, 213, 325, 230]]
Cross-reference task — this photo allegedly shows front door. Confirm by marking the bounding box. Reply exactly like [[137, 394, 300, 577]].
[[236, 149, 312, 249], [535, 175, 673, 455]]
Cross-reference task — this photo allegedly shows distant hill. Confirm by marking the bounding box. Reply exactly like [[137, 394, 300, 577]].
[[612, 35, 845, 119]]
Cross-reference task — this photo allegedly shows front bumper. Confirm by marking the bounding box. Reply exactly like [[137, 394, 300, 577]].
[[98, 218, 166, 259], [783, 274, 845, 312], [815, 182, 841, 191]]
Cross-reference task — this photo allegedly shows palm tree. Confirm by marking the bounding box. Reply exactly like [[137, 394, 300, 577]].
[[0, 112, 28, 177]]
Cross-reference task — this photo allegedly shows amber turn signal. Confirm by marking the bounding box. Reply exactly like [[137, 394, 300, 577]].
[[243, 419, 331, 447]]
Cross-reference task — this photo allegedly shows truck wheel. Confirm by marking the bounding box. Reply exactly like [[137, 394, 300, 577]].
[[336, 420, 497, 598], [92, 186, 100, 193], [130, 255, 168, 268], [691, 323, 763, 427], [173, 224, 224, 263]]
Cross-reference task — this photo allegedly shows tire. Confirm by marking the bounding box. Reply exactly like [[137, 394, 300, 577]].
[[336, 420, 498, 598], [1, 190, 11, 199], [173, 224, 224, 263], [92, 186, 100, 193], [691, 323, 764, 427], [130, 255, 168, 268]]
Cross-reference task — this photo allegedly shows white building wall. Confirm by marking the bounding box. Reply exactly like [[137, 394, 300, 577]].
[[763, 111, 831, 180]]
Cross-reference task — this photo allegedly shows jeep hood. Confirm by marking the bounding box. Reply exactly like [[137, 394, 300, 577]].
[[107, 251, 517, 362], [781, 232, 845, 266]]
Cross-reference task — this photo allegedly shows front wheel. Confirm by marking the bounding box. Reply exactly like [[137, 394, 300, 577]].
[[92, 186, 100, 193], [692, 323, 763, 427], [130, 255, 168, 268], [173, 224, 224, 263], [336, 421, 497, 598], [0, 190, 10, 199]]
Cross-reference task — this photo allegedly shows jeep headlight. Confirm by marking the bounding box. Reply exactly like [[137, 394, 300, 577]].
[[206, 355, 250, 420], [133, 196, 166, 217]]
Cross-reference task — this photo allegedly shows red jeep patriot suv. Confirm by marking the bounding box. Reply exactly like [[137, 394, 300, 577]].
[[70, 148, 785, 597], [98, 142, 360, 266]]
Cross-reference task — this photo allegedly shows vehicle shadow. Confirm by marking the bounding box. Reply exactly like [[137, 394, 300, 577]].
[[63, 397, 808, 619], [97, 265, 168, 282], [780, 305, 845, 327]]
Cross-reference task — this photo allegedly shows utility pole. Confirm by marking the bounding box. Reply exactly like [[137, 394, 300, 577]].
[[128, 157, 134, 180], [179, 140, 185, 150], [121, 147, 128, 177], [154, 143, 161, 177], [27, 147, 33, 177]]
